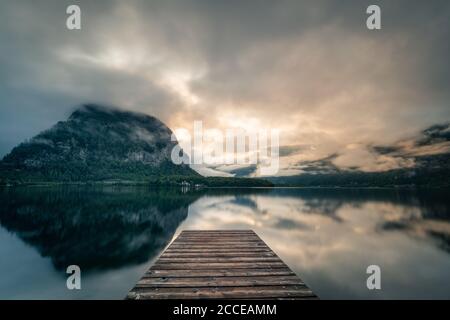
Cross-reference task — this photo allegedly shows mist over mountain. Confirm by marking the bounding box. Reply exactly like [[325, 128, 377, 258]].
[[0, 104, 273, 187], [268, 123, 450, 188], [0, 104, 197, 184], [2, 103, 447, 187]]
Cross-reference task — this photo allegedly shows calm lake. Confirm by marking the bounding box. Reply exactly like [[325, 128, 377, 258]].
[[0, 186, 449, 299]]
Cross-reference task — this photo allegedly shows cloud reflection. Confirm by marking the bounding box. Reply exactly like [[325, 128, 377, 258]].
[[177, 188, 450, 299]]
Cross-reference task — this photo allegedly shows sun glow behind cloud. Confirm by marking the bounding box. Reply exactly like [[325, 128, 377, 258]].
[[162, 70, 201, 106], [0, 0, 449, 176]]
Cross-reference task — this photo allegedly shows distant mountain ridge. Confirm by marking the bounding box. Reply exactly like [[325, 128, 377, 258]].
[[268, 123, 450, 188], [0, 104, 197, 184]]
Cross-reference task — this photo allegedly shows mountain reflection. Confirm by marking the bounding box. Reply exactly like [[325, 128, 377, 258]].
[[185, 188, 450, 255], [280, 188, 450, 253], [0, 186, 449, 299], [0, 186, 200, 271]]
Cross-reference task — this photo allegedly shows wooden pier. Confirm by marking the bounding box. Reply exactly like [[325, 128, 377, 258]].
[[127, 230, 317, 299]]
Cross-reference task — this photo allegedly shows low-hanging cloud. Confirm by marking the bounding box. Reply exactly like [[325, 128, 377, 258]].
[[0, 0, 449, 176]]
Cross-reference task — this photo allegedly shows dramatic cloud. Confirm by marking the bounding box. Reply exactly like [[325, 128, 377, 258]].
[[0, 0, 449, 175]]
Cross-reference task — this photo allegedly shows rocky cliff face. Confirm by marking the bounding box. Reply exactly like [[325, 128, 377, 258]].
[[0, 104, 196, 183]]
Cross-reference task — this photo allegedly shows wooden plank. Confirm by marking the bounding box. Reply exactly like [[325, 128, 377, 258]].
[[127, 230, 317, 300], [168, 244, 268, 249], [160, 252, 276, 258], [135, 275, 304, 287], [171, 242, 265, 245], [164, 248, 274, 252], [152, 262, 288, 269], [176, 234, 259, 239], [145, 269, 296, 278], [161, 251, 276, 255], [177, 234, 257, 236], [176, 235, 260, 239], [175, 238, 262, 241], [156, 257, 282, 263], [127, 285, 315, 300], [176, 234, 255, 236], [174, 240, 262, 242], [182, 229, 256, 234]]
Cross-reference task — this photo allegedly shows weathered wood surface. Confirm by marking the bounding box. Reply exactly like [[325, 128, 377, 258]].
[[127, 230, 317, 300]]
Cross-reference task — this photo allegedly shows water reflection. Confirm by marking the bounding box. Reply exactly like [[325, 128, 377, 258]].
[[0, 187, 198, 271], [177, 188, 450, 299], [0, 187, 449, 299]]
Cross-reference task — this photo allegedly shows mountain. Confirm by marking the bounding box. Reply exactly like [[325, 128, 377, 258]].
[[0, 104, 273, 187], [269, 123, 450, 188], [0, 104, 197, 184], [267, 165, 450, 188]]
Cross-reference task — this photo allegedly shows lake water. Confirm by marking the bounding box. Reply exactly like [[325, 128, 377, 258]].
[[0, 186, 449, 299]]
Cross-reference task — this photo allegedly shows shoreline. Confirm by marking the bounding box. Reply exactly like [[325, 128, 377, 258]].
[[0, 182, 449, 190]]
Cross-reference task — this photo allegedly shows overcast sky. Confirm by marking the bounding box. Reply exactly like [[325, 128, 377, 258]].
[[0, 0, 449, 176]]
